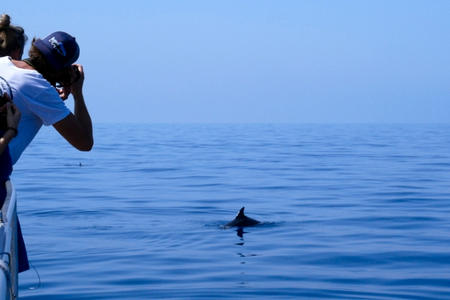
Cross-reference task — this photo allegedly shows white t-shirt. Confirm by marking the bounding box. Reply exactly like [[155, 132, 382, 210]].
[[0, 57, 71, 164]]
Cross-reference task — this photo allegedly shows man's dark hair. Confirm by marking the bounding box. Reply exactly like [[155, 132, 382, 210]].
[[28, 40, 73, 87]]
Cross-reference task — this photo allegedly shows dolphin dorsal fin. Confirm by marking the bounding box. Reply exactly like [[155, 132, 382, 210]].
[[237, 207, 245, 218]]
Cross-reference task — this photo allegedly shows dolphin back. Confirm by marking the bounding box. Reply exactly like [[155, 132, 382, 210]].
[[225, 207, 260, 227]]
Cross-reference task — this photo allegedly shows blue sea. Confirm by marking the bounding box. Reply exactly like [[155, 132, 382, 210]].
[[11, 123, 450, 299]]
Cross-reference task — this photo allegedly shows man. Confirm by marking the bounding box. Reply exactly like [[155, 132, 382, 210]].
[[0, 29, 93, 273], [0, 31, 93, 164]]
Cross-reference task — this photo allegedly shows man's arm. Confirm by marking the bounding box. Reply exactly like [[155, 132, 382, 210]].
[[53, 64, 93, 151]]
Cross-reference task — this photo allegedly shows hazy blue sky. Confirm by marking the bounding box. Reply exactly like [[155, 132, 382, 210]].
[[2, 1, 449, 123]]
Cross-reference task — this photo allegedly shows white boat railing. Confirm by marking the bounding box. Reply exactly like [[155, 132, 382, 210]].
[[0, 180, 18, 300]]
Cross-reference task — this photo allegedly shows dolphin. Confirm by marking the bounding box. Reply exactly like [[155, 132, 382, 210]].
[[225, 207, 260, 227]]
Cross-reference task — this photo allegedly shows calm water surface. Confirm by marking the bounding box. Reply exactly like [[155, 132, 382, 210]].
[[11, 123, 450, 299]]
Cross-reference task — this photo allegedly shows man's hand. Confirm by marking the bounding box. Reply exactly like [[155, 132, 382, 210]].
[[70, 64, 84, 98], [57, 86, 71, 100]]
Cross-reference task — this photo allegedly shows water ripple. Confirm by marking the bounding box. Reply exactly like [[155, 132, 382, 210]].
[[14, 123, 450, 299]]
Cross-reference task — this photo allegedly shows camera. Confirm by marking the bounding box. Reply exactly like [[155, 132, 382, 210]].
[[55, 65, 81, 89]]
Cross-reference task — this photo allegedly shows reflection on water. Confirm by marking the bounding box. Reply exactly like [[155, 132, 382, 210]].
[[236, 227, 245, 238]]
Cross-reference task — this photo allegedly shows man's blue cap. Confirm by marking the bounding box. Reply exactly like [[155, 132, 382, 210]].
[[34, 31, 80, 71]]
